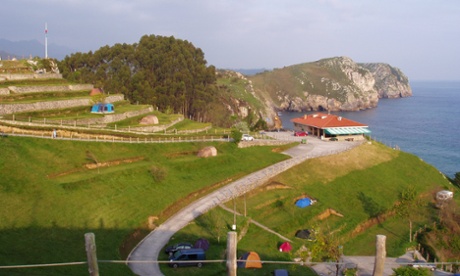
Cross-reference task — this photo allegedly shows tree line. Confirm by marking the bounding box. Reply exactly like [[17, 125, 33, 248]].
[[59, 35, 217, 122]]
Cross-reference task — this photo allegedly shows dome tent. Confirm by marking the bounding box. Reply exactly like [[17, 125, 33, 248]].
[[237, 251, 262, 269], [295, 229, 316, 241], [91, 103, 114, 113], [295, 198, 312, 208], [279, 241, 292, 252], [194, 238, 210, 251]]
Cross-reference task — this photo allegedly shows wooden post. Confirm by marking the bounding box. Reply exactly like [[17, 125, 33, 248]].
[[373, 235, 386, 276], [227, 231, 237, 276], [85, 233, 99, 276]]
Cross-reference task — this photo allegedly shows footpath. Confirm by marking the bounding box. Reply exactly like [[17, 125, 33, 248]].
[[127, 133, 363, 276]]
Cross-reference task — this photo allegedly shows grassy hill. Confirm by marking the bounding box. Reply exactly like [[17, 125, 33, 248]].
[[0, 136, 291, 275], [0, 135, 456, 275], [158, 142, 457, 275]]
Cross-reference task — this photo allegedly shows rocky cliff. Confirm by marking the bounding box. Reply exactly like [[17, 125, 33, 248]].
[[360, 62, 412, 98], [247, 56, 412, 114]]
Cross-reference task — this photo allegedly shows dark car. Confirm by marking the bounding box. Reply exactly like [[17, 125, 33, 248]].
[[294, 131, 308, 137], [165, 242, 193, 255], [169, 248, 206, 268]]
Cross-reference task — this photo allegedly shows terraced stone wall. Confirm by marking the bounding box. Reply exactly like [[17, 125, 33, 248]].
[[8, 84, 94, 94], [60, 106, 154, 125], [0, 73, 63, 81], [0, 94, 124, 115]]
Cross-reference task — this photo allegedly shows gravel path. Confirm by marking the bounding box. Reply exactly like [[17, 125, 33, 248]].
[[127, 134, 363, 275]]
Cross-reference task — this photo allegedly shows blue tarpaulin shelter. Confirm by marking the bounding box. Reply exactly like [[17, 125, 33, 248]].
[[295, 198, 311, 208]]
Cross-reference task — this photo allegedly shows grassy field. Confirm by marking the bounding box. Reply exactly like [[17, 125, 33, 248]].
[[0, 136, 291, 275], [0, 136, 455, 275], [163, 141, 455, 275]]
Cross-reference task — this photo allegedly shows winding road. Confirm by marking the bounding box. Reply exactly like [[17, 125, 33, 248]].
[[127, 133, 363, 275]]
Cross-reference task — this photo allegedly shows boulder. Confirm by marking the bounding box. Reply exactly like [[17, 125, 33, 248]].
[[89, 88, 103, 96], [197, 146, 217, 158], [139, 115, 159, 125]]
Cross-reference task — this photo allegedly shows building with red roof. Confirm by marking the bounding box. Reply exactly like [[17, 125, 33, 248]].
[[291, 113, 371, 141]]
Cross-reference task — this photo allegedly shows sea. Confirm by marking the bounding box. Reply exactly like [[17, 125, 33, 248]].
[[280, 81, 460, 179]]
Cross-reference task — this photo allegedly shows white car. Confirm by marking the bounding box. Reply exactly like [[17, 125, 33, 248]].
[[409, 260, 436, 271], [241, 134, 254, 141]]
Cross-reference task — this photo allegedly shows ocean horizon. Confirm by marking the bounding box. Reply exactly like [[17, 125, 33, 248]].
[[280, 80, 460, 179]]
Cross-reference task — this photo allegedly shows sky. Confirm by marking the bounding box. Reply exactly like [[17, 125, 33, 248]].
[[1, 0, 459, 81]]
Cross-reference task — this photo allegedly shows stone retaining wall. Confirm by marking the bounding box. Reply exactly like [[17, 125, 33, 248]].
[[59, 106, 154, 126], [0, 94, 124, 115], [238, 140, 293, 148], [0, 88, 9, 95], [0, 73, 63, 81], [6, 84, 93, 94]]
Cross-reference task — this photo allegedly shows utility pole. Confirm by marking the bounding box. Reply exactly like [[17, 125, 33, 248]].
[[373, 235, 386, 276], [226, 231, 237, 276], [85, 233, 99, 276]]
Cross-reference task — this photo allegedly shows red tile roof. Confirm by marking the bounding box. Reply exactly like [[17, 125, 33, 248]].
[[291, 113, 367, 128]]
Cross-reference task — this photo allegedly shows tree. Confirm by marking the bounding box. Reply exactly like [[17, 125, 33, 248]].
[[449, 172, 460, 188], [309, 226, 343, 276], [58, 35, 216, 122], [394, 185, 421, 242], [230, 130, 243, 144]]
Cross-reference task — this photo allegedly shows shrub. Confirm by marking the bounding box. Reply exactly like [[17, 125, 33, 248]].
[[230, 129, 242, 144], [392, 266, 431, 276], [150, 165, 167, 182]]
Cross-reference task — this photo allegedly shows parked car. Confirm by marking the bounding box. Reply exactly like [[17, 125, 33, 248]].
[[164, 242, 193, 255], [409, 260, 436, 271], [169, 248, 206, 268], [241, 134, 254, 141], [294, 131, 308, 137]]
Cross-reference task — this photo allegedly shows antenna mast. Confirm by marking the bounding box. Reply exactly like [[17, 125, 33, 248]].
[[45, 23, 48, 59]]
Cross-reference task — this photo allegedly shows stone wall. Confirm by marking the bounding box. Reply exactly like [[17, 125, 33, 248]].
[[0, 73, 63, 81], [6, 84, 94, 94], [238, 140, 292, 148], [0, 94, 124, 115], [0, 88, 9, 95], [60, 106, 154, 125]]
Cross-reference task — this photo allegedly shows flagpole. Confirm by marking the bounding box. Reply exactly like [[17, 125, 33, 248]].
[[45, 23, 48, 59]]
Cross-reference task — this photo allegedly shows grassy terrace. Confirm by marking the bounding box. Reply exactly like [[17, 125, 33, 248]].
[[0, 78, 72, 88], [0, 136, 293, 275], [0, 91, 91, 103], [0, 94, 94, 104]]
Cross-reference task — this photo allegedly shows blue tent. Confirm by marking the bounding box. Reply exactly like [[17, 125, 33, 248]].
[[295, 198, 311, 208], [91, 103, 114, 113]]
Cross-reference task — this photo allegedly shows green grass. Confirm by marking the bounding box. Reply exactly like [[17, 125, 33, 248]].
[[166, 141, 454, 275], [167, 119, 212, 131], [0, 136, 290, 275], [216, 72, 264, 110], [106, 110, 183, 128]]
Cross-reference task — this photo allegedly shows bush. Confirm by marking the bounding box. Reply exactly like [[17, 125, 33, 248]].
[[150, 165, 167, 182], [392, 266, 432, 276], [231, 129, 242, 144]]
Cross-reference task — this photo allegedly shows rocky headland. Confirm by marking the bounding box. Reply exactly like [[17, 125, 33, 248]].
[[241, 56, 412, 118]]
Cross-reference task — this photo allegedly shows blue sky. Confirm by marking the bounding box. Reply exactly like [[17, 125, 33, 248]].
[[1, 0, 459, 80]]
